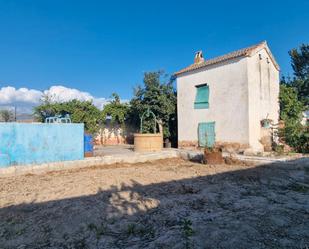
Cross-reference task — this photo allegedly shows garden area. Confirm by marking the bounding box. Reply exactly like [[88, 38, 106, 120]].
[[0, 157, 308, 248]]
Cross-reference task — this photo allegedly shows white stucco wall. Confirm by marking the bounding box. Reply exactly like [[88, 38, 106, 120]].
[[247, 48, 280, 150], [177, 57, 250, 146]]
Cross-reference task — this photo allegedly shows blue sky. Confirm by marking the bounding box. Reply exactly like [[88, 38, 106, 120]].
[[0, 0, 308, 104]]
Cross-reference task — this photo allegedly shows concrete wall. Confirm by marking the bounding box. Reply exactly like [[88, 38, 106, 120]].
[[247, 48, 280, 151], [177, 57, 250, 147], [0, 123, 84, 167]]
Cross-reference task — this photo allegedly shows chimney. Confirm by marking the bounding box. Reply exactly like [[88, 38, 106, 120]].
[[194, 51, 204, 64]]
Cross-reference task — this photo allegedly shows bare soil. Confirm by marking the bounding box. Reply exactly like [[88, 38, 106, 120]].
[[0, 158, 308, 249]]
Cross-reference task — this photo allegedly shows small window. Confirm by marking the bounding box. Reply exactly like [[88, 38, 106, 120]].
[[194, 84, 209, 109]]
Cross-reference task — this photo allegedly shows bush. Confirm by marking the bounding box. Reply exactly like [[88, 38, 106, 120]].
[[282, 120, 308, 153], [34, 99, 103, 134], [279, 84, 308, 153]]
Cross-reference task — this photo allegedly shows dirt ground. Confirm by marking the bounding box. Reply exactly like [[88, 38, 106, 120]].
[[0, 158, 308, 249]]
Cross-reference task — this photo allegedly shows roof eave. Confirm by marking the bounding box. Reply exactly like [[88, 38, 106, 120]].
[[247, 41, 280, 71], [174, 41, 280, 77]]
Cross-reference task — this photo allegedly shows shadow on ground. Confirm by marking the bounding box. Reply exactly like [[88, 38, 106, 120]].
[[0, 158, 308, 249]]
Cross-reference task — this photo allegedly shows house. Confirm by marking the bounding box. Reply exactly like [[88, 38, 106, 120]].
[[174, 41, 280, 153]]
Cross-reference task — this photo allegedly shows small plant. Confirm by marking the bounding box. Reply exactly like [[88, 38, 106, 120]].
[[125, 222, 155, 238], [15, 228, 26, 236], [272, 143, 285, 155], [288, 182, 309, 193], [126, 223, 137, 236], [88, 222, 107, 239], [181, 219, 194, 237], [181, 218, 194, 249], [6, 217, 17, 225]]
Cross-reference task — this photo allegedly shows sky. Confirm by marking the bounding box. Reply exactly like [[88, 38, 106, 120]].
[[0, 0, 308, 111]]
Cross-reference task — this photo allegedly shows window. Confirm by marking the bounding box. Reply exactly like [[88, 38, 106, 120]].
[[194, 84, 209, 109]]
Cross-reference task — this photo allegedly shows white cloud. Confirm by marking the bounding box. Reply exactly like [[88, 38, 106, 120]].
[[92, 97, 109, 110], [0, 85, 109, 112], [43, 85, 108, 109], [0, 86, 42, 105]]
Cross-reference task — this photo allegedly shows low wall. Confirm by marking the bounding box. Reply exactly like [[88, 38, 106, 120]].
[[0, 150, 180, 177], [0, 123, 84, 167]]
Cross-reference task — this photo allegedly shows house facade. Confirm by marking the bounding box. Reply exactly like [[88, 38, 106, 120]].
[[175, 41, 280, 153]]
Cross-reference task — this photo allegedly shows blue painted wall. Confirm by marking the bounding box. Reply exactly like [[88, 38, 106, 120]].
[[0, 123, 84, 167]]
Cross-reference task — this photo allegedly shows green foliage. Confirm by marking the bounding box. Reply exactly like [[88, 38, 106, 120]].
[[293, 78, 309, 107], [125, 222, 155, 238], [282, 120, 309, 153], [181, 219, 194, 237], [102, 93, 129, 126], [289, 44, 309, 80], [129, 71, 177, 141], [34, 99, 102, 134], [181, 218, 194, 249], [126, 223, 137, 236], [289, 44, 309, 107], [279, 83, 308, 153], [279, 84, 304, 121], [279, 43, 309, 153], [273, 143, 284, 155], [88, 222, 107, 239]]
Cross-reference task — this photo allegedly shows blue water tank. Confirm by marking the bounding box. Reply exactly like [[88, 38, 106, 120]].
[[84, 134, 93, 156]]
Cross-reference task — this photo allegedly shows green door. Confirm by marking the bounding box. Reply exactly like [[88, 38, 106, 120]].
[[198, 122, 215, 147]]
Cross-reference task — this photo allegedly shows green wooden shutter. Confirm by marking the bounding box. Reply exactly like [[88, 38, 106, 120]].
[[194, 85, 209, 109]]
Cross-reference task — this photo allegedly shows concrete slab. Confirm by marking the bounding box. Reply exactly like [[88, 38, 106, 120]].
[[94, 144, 134, 156]]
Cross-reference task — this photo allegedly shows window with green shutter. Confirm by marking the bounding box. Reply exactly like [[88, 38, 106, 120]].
[[194, 84, 209, 109]]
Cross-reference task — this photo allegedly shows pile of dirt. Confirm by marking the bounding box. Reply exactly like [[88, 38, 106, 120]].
[[204, 148, 224, 164]]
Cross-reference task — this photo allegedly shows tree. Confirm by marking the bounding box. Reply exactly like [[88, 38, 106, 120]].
[[279, 83, 308, 153], [129, 71, 177, 143], [282, 120, 309, 153], [102, 93, 129, 127], [289, 44, 309, 106], [34, 100, 103, 134], [279, 84, 304, 121], [278, 44, 309, 153], [0, 110, 14, 122]]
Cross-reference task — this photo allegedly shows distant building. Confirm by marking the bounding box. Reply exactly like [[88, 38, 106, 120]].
[[175, 41, 280, 153]]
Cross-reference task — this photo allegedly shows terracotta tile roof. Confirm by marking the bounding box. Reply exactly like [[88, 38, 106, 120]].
[[174, 41, 280, 76]]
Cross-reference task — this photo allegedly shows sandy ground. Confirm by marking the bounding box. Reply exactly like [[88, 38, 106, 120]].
[[0, 158, 308, 249]]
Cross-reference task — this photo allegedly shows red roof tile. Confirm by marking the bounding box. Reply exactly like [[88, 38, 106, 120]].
[[174, 41, 279, 76]]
